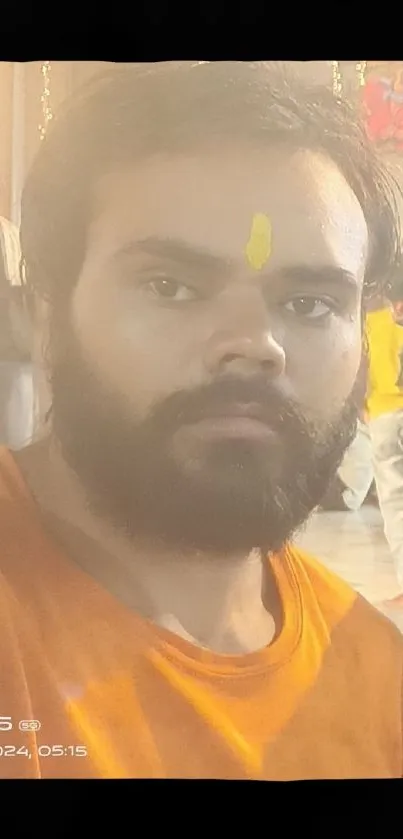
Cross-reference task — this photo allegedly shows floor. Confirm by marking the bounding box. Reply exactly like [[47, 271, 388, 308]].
[[296, 504, 403, 632]]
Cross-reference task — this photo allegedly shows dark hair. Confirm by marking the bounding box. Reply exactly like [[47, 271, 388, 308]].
[[20, 61, 401, 311]]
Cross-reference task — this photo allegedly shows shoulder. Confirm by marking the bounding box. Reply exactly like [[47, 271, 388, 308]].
[[286, 544, 403, 657]]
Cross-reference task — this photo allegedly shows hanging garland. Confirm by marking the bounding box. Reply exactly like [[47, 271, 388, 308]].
[[38, 61, 54, 141], [331, 61, 343, 97], [356, 61, 367, 88]]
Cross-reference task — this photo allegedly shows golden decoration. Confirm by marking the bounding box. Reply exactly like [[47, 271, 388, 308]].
[[38, 61, 53, 141], [331, 61, 343, 97], [356, 61, 367, 87]]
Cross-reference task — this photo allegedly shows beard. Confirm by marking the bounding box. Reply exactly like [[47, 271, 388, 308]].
[[48, 322, 364, 555]]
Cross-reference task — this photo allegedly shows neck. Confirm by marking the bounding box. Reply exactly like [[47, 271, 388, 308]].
[[15, 437, 280, 654]]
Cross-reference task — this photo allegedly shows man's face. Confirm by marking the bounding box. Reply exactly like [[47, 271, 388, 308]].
[[49, 146, 368, 553]]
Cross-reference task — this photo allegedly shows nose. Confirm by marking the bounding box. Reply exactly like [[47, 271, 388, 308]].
[[204, 293, 286, 379]]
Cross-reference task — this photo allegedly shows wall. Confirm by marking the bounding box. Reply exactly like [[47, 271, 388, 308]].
[[0, 61, 116, 223], [23, 61, 115, 183], [0, 63, 14, 218]]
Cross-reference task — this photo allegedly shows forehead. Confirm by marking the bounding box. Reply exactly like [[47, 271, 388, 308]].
[[86, 146, 368, 278]]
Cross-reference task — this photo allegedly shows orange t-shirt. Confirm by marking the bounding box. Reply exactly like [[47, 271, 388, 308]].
[[0, 446, 402, 780]]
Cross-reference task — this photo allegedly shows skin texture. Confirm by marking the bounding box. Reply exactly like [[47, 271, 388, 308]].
[[17, 145, 368, 655], [73, 147, 367, 421]]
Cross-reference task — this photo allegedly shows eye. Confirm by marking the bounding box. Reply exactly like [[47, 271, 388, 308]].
[[283, 296, 336, 320], [144, 277, 198, 302]]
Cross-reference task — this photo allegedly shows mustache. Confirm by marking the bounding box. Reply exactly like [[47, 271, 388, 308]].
[[147, 374, 308, 435]]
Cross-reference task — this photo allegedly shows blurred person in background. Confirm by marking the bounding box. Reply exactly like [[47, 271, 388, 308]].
[[0, 62, 401, 780], [321, 265, 403, 532], [365, 271, 403, 609], [320, 417, 375, 512], [321, 266, 403, 609]]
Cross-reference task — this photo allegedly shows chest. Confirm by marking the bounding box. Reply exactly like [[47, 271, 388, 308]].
[[25, 650, 401, 780]]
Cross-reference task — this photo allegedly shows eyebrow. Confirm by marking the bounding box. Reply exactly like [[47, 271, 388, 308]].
[[112, 237, 234, 273], [275, 265, 360, 292], [111, 237, 360, 290]]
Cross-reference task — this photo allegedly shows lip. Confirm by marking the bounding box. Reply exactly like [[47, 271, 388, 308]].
[[182, 405, 278, 441], [186, 416, 277, 441]]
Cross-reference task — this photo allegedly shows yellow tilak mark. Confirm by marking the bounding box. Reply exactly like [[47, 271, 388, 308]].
[[244, 213, 272, 271]]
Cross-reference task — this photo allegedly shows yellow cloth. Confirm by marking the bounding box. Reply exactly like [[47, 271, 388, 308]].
[[365, 307, 403, 420]]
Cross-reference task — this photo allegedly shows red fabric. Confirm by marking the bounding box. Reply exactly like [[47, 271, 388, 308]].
[[363, 78, 392, 143], [362, 75, 403, 152]]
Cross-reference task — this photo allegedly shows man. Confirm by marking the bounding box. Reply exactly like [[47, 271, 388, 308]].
[[1, 61, 402, 780]]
